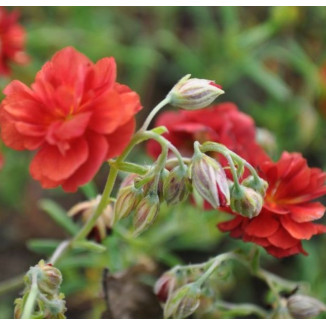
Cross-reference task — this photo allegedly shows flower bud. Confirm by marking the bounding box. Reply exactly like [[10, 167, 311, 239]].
[[287, 294, 326, 319], [26, 260, 62, 296], [163, 166, 190, 205], [230, 185, 263, 218], [191, 153, 230, 208], [168, 74, 225, 110], [142, 169, 168, 202], [164, 283, 201, 319], [114, 185, 143, 222], [133, 193, 160, 236], [154, 271, 177, 303], [241, 175, 268, 197]]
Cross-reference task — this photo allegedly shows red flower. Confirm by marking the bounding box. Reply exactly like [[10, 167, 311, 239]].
[[147, 103, 269, 169], [0, 47, 142, 191], [218, 152, 326, 258], [0, 7, 29, 76]]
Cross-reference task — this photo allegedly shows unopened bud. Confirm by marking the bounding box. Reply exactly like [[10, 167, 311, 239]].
[[168, 74, 225, 110], [164, 283, 201, 319], [26, 260, 62, 296], [114, 185, 143, 222], [241, 175, 268, 197], [191, 153, 230, 208], [154, 271, 177, 303], [230, 185, 263, 218], [142, 169, 168, 202], [287, 294, 326, 319], [163, 166, 190, 205], [133, 193, 160, 236]]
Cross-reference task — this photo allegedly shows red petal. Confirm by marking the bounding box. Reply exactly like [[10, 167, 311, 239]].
[[30, 138, 88, 184], [281, 215, 326, 240], [114, 83, 142, 126], [218, 216, 243, 232], [265, 244, 307, 258], [244, 212, 279, 237], [105, 118, 136, 159], [62, 133, 108, 192], [268, 227, 299, 249], [288, 202, 326, 223], [87, 90, 123, 134]]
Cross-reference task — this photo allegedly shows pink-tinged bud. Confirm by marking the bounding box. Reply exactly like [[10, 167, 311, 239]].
[[164, 283, 201, 319], [142, 169, 168, 202], [230, 185, 263, 218], [191, 153, 230, 208], [163, 166, 191, 205], [168, 74, 225, 110], [114, 185, 143, 222], [287, 294, 326, 319], [120, 173, 139, 188], [133, 193, 160, 236], [26, 260, 62, 296], [154, 271, 177, 303], [241, 175, 268, 197]]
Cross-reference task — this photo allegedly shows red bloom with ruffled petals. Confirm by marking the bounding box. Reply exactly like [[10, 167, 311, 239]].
[[218, 152, 326, 258], [0, 7, 29, 76], [0, 47, 142, 191], [147, 103, 270, 169]]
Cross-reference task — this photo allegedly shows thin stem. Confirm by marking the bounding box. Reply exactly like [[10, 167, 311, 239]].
[[141, 97, 170, 131], [48, 240, 70, 265], [212, 301, 269, 318], [21, 272, 38, 319], [145, 131, 186, 172], [196, 252, 235, 287]]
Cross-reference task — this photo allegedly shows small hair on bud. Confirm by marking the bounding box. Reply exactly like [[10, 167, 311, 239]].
[[168, 74, 225, 111]]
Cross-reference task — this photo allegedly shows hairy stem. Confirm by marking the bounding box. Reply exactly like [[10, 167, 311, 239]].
[[21, 272, 38, 319]]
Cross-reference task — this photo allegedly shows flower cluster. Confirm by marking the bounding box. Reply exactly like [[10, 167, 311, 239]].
[[0, 7, 29, 76], [148, 104, 326, 258], [0, 47, 142, 191], [219, 152, 326, 258]]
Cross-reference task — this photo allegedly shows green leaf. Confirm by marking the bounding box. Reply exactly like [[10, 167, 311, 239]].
[[27, 239, 61, 255], [39, 199, 79, 235], [244, 59, 291, 101], [72, 240, 107, 253]]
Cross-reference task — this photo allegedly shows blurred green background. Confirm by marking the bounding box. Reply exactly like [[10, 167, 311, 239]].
[[1, 6, 326, 318]]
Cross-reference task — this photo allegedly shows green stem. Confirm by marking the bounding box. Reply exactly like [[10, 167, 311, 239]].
[[196, 252, 234, 287], [144, 131, 186, 172], [21, 272, 38, 319], [141, 97, 170, 131]]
